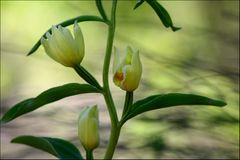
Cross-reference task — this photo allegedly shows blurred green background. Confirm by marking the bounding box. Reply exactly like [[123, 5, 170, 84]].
[[1, 0, 239, 159]]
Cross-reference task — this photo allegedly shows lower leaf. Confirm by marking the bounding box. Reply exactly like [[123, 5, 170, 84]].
[[1, 83, 100, 124], [11, 135, 83, 159], [122, 93, 227, 123]]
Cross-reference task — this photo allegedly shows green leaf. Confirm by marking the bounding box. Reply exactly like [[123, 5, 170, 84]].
[[145, 0, 181, 31], [134, 0, 144, 10], [122, 93, 227, 123], [11, 135, 83, 159], [1, 83, 100, 124], [95, 0, 108, 20], [74, 64, 102, 90], [27, 15, 107, 56]]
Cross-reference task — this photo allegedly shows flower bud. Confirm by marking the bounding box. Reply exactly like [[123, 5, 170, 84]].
[[113, 46, 142, 91], [41, 21, 84, 67], [78, 105, 99, 151]]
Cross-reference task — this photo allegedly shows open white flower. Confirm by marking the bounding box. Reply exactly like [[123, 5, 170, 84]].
[[41, 21, 84, 67]]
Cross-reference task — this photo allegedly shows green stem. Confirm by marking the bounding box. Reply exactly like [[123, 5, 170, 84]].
[[95, 0, 108, 20], [121, 92, 133, 119], [86, 150, 93, 160], [104, 124, 121, 159], [74, 64, 102, 90], [102, 0, 119, 159]]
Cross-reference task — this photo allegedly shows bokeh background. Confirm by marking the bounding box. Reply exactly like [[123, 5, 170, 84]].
[[1, 0, 239, 159]]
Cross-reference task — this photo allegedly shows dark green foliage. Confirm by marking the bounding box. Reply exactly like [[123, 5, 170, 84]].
[[1, 83, 100, 123], [144, 0, 181, 31], [122, 93, 226, 123], [11, 136, 83, 159]]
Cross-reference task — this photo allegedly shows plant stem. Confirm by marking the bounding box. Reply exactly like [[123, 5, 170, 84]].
[[121, 92, 133, 119], [104, 124, 121, 159], [74, 64, 102, 90], [95, 0, 108, 21], [86, 150, 93, 160], [102, 0, 120, 159]]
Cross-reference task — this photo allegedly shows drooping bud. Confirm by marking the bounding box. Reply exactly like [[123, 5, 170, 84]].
[[113, 46, 142, 91], [41, 21, 84, 67], [78, 105, 99, 151]]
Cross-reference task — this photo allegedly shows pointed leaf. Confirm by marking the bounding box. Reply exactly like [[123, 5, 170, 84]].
[[28, 15, 107, 56], [1, 83, 100, 124], [95, 0, 108, 20], [11, 136, 83, 159], [123, 93, 226, 122], [145, 0, 181, 31], [134, 0, 144, 10]]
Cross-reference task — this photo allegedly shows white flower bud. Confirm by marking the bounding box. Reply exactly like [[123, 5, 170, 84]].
[[41, 22, 84, 67], [113, 46, 142, 91], [78, 105, 99, 151]]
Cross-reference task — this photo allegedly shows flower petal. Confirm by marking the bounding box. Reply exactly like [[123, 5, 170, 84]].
[[73, 21, 84, 63], [123, 46, 133, 65], [112, 47, 121, 74], [121, 65, 140, 91]]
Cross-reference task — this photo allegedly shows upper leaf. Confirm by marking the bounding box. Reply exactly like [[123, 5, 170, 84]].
[[134, 0, 144, 10], [1, 83, 100, 124], [122, 93, 227, 123], [145, 0, 181, 31], [11, 135, 83, 159], [95, 0, 108, 20], [28, 15, 107, 56]]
